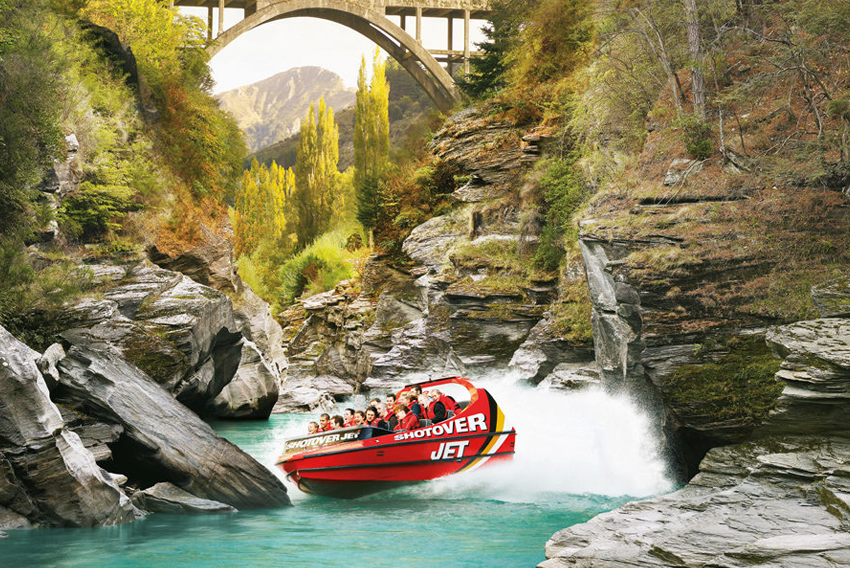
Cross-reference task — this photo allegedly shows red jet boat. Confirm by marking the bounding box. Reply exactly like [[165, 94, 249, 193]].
[[276, 377, 517, 498]]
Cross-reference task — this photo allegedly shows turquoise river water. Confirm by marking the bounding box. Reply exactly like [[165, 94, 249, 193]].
[[2, 378, 673, 567]]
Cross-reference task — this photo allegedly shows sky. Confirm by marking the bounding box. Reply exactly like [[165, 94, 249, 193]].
[[179, 7, 487, 93]]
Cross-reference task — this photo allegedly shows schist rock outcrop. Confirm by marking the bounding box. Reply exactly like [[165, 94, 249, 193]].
[[539, 93, 850, 563], [0, 259, 291, 530]]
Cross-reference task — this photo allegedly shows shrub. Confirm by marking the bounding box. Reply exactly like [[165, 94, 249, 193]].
[[675, 114, 713, 160], [533, 156, 587, 271]]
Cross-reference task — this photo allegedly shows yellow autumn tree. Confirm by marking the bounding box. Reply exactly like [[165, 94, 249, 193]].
[[233, 158, 294, 257]]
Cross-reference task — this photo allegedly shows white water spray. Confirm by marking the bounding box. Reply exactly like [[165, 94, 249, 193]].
[[270, 370, 674, 502]]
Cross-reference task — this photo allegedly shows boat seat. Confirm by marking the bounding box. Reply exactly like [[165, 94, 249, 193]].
[[419, 419, 432, 428]]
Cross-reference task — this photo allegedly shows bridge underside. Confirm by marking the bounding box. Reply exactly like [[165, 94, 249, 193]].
[[171, 0, 492, 113]]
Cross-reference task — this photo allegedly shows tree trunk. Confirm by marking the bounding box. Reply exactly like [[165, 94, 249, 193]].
[[684, 0, 706, 119]]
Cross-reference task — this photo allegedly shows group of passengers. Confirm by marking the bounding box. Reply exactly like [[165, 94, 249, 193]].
[[306, 386, 462, 435]]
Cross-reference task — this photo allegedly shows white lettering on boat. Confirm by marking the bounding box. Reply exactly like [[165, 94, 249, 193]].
[[392, 413, 487, 441], [430, 440, 470, 460], [284, 431, 358, 451]]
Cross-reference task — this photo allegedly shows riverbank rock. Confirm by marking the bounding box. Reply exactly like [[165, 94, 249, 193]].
[[541, 435, 850, 568], [131, 483, 236, 515], [207, 340, 279, 419], [0, 325, 135, 528], [55, 345, 290, 509], [509, 315, 594, 384], [56, 263, 281, 417]]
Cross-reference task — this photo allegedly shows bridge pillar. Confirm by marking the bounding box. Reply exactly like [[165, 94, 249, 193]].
[[400, 14, 406, 31], [415, 7, 422, 43], [463, 9, 470, 77], [219, 0, 225, 37], [207, 6, 214, 41], [447, 17, 453, 77]]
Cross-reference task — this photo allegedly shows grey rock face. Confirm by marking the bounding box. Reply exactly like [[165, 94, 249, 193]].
[[55, 345, 290, 509], [541, 435, 850, 568], [0, 326, 135, 528], [509, 316, 594, 384], [663, 158, 703, 186], [131, 482, 236, 515], [61, 265, 248, 415], [208, 341, 279, 419], [761, 318, 850, 435], [402, 212, 467, 273], [811, 276, 850, 317]]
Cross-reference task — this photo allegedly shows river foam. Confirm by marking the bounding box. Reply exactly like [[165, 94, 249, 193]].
[[275, 370, 674, 503]]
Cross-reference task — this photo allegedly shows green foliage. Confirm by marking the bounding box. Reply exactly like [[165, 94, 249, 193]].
[[533, 155, 587, 271], [675, 114, 713, 160], [233, 159, 293, 257], [0, 0, 64, 236], [550, 277, 593, 344], [667, 336, 783, 427], [354, 50, 390, 233], [59, 182, 139, 241], [275, 229, 363, 306], [293, 98, 340, 248]]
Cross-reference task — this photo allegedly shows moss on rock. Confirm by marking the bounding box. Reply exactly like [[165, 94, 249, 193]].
[[666, 335, 783, 429]]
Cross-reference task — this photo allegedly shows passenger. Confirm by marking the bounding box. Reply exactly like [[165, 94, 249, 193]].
[[343, 408, 356, 428], [331, 415, 345, 429], [404, 393, 423, 418], [318, 413, 333, 432], [432, 389, 461, 415], [365, 406, 385, 428], [424, 391, 447, 423], [307, 421, 319, 435], [354, 410, 366, 426], [384, 394, 398, 429], [393, 403, 420, 432]]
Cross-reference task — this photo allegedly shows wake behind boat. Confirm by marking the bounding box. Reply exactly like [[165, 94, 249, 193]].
[[276, 377, 517, 498]]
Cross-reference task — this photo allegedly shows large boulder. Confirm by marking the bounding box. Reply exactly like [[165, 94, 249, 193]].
[[55, 345, 290, 509], [0, 326, 135, 528], [208, 341, 279, 419], [131, 483, 236, 515]]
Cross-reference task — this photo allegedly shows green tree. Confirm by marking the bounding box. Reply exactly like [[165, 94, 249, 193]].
[[354, 49, 390, 235], [293, 98, 339, 248]]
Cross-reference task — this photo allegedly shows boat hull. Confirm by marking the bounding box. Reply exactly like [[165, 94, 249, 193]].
[[277, 377, 517, 498]]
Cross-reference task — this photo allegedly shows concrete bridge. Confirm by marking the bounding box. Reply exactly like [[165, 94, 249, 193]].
[[170, 0, 492, 112]]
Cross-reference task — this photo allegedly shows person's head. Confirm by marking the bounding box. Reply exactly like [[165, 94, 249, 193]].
[[354, 410, 366, 424], [331, 415, 344, 428], [319, 413, 330, 428], [375, 401, 386, 414], [365, 407, 377, 422], [343, 408, 355, 421], [394, 403, 408, 418], [430, 389, 441, 400], [307, 421, 319, 434], [418, 393, 430, 406], [386, 393, 396, 406], [411, 385, 422, 396]]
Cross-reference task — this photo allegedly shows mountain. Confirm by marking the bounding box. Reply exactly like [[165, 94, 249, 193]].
[[216, 67, 355, 152], [250, 59, 436, 171]]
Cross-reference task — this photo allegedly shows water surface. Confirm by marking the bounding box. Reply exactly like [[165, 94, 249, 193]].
[[3, 381, 672, 567]]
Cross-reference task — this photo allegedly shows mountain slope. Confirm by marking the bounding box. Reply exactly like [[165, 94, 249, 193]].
[[217, 66, 355, 152]]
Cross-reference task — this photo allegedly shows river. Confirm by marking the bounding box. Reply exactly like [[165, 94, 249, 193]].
[[2, 377, 673, 567]]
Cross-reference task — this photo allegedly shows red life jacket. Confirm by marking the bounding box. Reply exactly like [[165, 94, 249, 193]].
[[394, 413, 420, 432], [439, 394, 461, 414], [318, 423, 333, 432], [343, 418, 356, 428], [368, 418, 382, 428]]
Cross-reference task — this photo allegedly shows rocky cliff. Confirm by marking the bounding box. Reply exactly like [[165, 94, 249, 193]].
[[272, 105, 595, 410]]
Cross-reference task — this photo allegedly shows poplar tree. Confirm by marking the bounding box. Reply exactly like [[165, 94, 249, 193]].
[[233, 159, 293, 257], [354, 49, 390, 235], [293, 98, 339, 248]]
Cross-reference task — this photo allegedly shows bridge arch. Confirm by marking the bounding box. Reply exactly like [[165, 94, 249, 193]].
[[206, 0, 463, 113]]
